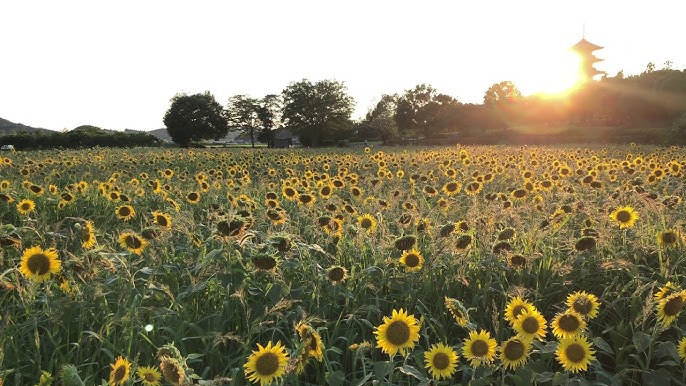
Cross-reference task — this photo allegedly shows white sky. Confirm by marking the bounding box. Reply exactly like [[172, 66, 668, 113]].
[[1, 0, 684, 131]]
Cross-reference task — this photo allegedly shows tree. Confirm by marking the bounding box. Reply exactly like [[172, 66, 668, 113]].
[[359, 94, 399, 142], [282, 79, 355, 146], [483, 81, 523, 128], [226, 95, 261, 147], [163, 92, 228, 147], [395, 84, 458, 139], [256, 94, 283, 147]]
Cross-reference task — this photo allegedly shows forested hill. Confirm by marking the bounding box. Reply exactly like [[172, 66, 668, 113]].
[[0, 117, 50, 134]]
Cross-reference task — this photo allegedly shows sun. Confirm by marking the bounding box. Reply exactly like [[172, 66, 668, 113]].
[[515, 50, 583, 97]]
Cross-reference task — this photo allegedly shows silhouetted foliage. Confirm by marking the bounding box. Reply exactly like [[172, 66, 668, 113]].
[[163, 92, 229, 147], [0, 128, 161, 150]]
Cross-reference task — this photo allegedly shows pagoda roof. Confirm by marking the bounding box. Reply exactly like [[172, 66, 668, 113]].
[[571, 38, 603, 52]]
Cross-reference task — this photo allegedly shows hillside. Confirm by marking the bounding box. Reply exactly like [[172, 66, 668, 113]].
[[0, 117, 50, 134]]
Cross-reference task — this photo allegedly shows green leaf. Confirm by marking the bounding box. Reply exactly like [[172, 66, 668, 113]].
[[324, 371, 346, 386], [374, 360, 395, 381], [642, 369, 671, 386], [397, 365, 428, 381], [593, 336, 614, 355], [632, 331, 652, 353]]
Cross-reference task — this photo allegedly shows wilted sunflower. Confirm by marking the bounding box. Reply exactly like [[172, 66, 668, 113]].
[[0, 193, 14, 203], [109, 356, 131, 386], [118, 231, 148, 255], [115, 205, 136, 221], [444, 296, 470, 327], [513, 309, 548, 342], [657, 290, 686, 327], [656, 229, 680, 248], [296, 322, 324, 362], [462, 329, 498, 368], [609, 205, 639, 229], [566, 291, 600, 320], [357, 213, 378, 234], [16, 199, 36, 215], [507, 254, 527, 269], [504, 297, 536, 326], [374, 308, 421, 356], [399, 249, 424, 272], [327, 266, 348, 284], [81, 221, 97, 249], [266, 208, 287, 225], [244, 341, 289, 386], [393, 235, 416, 251], [551, 310, 586, 339], [499, 336, 532, 370], [424, 343, 458, 380], [159, 356, 186, 386], [455, 234, 473, 250], [556, 335, 596, 373], [574, 236, 597, 252], [19, 246, 61, 282]]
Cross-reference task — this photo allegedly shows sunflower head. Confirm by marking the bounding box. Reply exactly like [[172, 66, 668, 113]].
[[424, 343, 458, 380], [462, 329, 497, 368], [374, 308, 421, 357], [109, 356, 132, 386], [556, 336, 596, 373], [500, 336, 532, 370], [160, 356, 186, 386], [609, 205, 639, 229], [19, 246, 61, 282], [399, 249, 424, 272], [444, 296, 470, 327], [566, 291, 600, 319], [551, 310, 587, 339], [327, 266, 348, 284], [657, 290, 686, 327], [513, 309, 548, 341], [504, 297, 536, 326], [243, 341, 289, 386]]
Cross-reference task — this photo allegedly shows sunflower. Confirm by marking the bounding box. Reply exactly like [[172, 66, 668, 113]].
[[513, 309, 548, 342], [455, 234, 473, 250], [186, 191, 201, 204], [0, 193, 14, 203], [424, 343, 458, 380], [507, 254, 527, 269], [115, 205, 136, 221], [81, 221, 97, 249], [244, 341, 289, 386], [393, 235, 416, 251], [282, 186, 299, 201], [136, 365, 162, 386], [444, 296, 470, 327], [657, 229, 680, 248], [657, 290, 686, 327], [266, 208, 287, 225], [566, 291, 600, 320], [442, 181, 461, 196], [357, 213, 378, 234], [19, 246, 61, 282], [504, 297, 536, 326], [499, 336, 532, 370], [678, 337, 686, 362], [556, 335, 596, 373], [296, 321, 324, 362], [609, 205, 639, 229], [374, 308, 421, 356], [462, 329, 498, 367], [655, 282, 680, 302], [574, 236, 597, 252], [159, 356, 185, 386], [551, 310, 586, 339], [152, 211, 172, 229], [109, 356, 131, 386], [399, 249, 424, 272], [16, 199, 36, 215], [327, 266, 348, 284], [118, 231, 148, 255]]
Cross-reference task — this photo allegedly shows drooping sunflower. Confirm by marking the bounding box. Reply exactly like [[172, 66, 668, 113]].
[[499, 336, 532, 370], [424, 343, 459, 380], [609, 205, 639, 229], [504, 297, 537, 326], [109, 356, 131, 386], [16, 199, 36, 215], [81, 221, 97, 249], [566, 291, 600, 320], [462, 329, 498, 368], [678, 337, 686, 362], [243, 341, 289, 386], [556, 335, 596, 373], [118, 231, 148, 255], [159, 356, 185, 386], [19, 246, 61, 282], [115, 205, 136, 221], [657, 290, 686, 327], [399, 249, 424, 272], [327, 266, 348, 285], [357, 213, 378, 234], [374, 308, 421, 356], [393, 235, 416, 251], [136, 365, 162, 386], [513, 309, 548, 342], [296, 321, 324, 362], [655, 281, 680, 302], [266, 208, 287, 225], [551, 310, 586, 339], [444, 296, 470, 327], [152, 210, 172, 229]]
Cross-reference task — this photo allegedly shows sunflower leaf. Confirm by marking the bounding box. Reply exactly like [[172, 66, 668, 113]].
[[397, 365, 428, 381]]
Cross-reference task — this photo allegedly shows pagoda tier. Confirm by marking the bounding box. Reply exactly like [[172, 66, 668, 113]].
[[571, 38, 605, 81]]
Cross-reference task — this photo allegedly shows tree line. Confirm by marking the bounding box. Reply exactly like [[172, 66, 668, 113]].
[[0, 125, 161, 150], [161, 64, 686, 147]]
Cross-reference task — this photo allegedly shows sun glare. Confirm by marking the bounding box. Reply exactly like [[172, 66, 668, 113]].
[[516, 50, 582, 98]]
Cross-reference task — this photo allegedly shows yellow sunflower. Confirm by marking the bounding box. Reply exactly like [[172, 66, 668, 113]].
[[118, 231, 148, 255], [186, 191, 201, 204], [444, 296, 470, 327], [442, 181, 461, 196], [243, 341, 289, 385], [656, 229, 680, 248], [424, 343, 459, 380], [16, 199, 36, 215], [152, 210, 172, 229], [19, 246, 61, 282], [357, 213, 378, 234], [609, 205, 639, 229], [657, 290, 686, 327], [678, 337, 686, 362], [462, 329, 498, 368], [296, 321, 324, 362], [327, 266, 349, 285], [115, 204, 135, 221], [513, 309, 548, 342], [159, 356, 185, 386], [136, 365, 162, 386], [109, 356, 131, 386], [266, 208, 287, 225], [504, 297, 537, 326], [399, 249, 424, 272], [499, 336, 532, 370], [655, 282, 680, 302], [374, 308, 421, 356], [551, 310, 586, 339], [556, 335, 596, 373], [81, 221, 97, 249], [566, 291, 600, 320]]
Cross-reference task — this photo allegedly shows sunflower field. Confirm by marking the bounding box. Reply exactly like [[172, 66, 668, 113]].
[[1, 144, 685, 386]]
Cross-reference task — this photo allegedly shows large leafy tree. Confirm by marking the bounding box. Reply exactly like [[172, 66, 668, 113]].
[[282, 79, 355, 146], [256, 94, 283, 147], [226, 95, 261, 147], [483, 81, 522, 128], [359, 94, 400, 142], [395, 84, 459, 138], [163, 92, 229, 147]]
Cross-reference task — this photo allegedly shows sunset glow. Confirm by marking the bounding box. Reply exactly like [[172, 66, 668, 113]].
[[515, 51, 583, 98]]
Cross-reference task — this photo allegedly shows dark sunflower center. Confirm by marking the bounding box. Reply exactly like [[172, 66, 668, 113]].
[[113, 365, 127, 382], [664, 295, 685, 316], [321, 187, 331, 195], [82, 229, 92, 242], [125, 236, 142, 249], [470, 339, 488, 357], [510, 255, 526, 266], [162, 362, 181, 383], [456, 235, 472, 249], [513, 189, 526, 198], [329, 267, 344, 282], [404, 254, 420, 268], [268, 211, 282, 221], [255, 352, 279, 375], [662, 232, 677, 244], [300, 195, 312, 203], [616, 210, 631, 223], [27, 253, 51, 275], [512, 305, 526, 319], [21, 203, 31, 210], [432, 352, 450, 370], [386, 321, 411, 346], [30, 185, 41, 193], [253, 257, 277, 270], [156, 216, 168, 227], [565, 343, 586, 363], [522, 317, 539, 334], [573, 298, 592, 315], [144, 372, 156, 381], [119, 207, 131, 216], [446, 183, 457, 192], [559, 314, 580, 332], [360, 218, 372, 228], [504, 340, 525, 360], [188, 193, 198, 201]]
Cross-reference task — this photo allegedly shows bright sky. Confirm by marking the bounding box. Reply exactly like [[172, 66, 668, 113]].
[[1, 0, 684, 131]]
